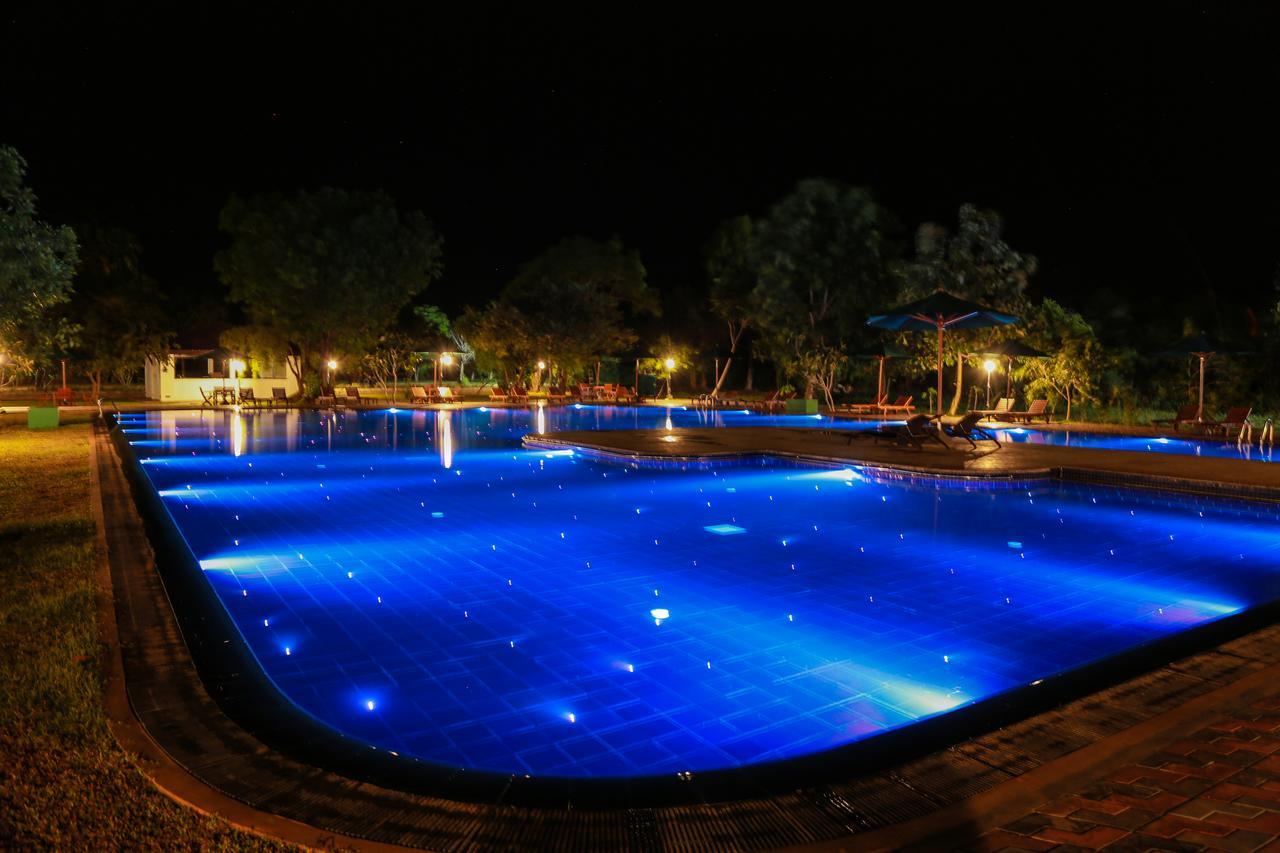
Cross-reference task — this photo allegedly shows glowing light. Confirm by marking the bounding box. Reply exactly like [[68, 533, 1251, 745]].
[[650, 608, 670, 620], [567, 712, 576, 723], [440, 354, 454, 367], [326, 359, 338, 370], [366, 699, 376, 711], [983, 358, 997, 374], [285, 647, 291, 656], [536, 360, 546, 370], [664, 357, 676, 370], [1007, 541, 1022, 549], [229, 359, 246, 376], [704, 524, 746, 535]]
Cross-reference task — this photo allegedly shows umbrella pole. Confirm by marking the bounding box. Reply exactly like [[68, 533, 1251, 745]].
[[1197, 354, 1206, 422], [936, 325, 944, 415], [1006, 356, 1013, 400], [877, 356, 885, 404]]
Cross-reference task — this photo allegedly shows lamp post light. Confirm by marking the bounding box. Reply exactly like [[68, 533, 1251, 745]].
[[983, 358, 997, 409], [326, 359, 338, 393], [663, 357, 676, 399], [536, 360, 547, 391], [230, 359, 246, 401], [435, 352, 454, 387]]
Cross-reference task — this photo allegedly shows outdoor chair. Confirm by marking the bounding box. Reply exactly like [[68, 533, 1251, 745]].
[[238, 388, 262, 410], [271, 387, 289, 408], [1202, 406, 1253, 440], [409, 385, 435, 406], [546, 386, 570, 403], [577, 383, 595, 401], [974, 398, 1014, 420], [879, 395, 914, 415], [841, 394, 887, 415], [1006, 398, 1051, 423], [511, 386, 530, 403], [747, 390, 781, 412], [198, 387, 216, 408], [941, 411, 1001, 449], [1152, 403, 1199, 432], [488, 386, 510, 403], [851, 413, 948, 449], [437, 386, 456, 403]]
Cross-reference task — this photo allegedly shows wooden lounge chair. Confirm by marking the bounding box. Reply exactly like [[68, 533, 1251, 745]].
[[345, 386, 364, 408], [577, 383, 595, 402], [488, 386, 510, 403], [851, 413, 947, 449], [1202, 406, 1252, 440], [271, 387, 289, 408], [409, 385, 435, 405], [198, 387, 216, 408], [510, 386, 530, 403], [545, 386, 569, 403], [437, 386, 457, 403], [841, 394, 888, 415], [973, 398, 1014, 420], [1152, 403, 1199, 432], [238, 388, 262, 410], [880, 395, 914, 416], [1006, 398, 1050, 423], [941, 411, 1001, 449]]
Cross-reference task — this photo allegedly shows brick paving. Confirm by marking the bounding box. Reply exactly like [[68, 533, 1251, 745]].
[[979, 697, 1280, 851]]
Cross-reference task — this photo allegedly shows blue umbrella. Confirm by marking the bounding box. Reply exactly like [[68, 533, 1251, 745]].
[[868, 291, 1019, 414]]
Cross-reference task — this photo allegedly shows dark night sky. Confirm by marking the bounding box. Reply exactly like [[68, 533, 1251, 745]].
[[3, 3, 1279, 344]]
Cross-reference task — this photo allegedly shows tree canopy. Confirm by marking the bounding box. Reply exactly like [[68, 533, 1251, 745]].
[[214, 187, 443, 394], [0, 145, 79, 382], [69, 225, 171, 397], [750, 179, 898, 405], [460, 236, 658, 385]]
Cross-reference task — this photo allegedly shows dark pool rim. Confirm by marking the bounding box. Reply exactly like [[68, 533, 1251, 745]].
[[108, 415, 1280, 810]]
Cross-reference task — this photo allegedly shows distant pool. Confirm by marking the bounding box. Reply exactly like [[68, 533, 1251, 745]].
[[117, 407, 1280, 780], [992, 426, 1274, 463]]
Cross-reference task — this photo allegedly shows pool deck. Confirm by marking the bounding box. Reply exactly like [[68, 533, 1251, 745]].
[[526, 426, 1280, 501], [93, 418, 1280, 851]]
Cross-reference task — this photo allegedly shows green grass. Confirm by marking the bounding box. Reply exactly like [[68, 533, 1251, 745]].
[[0, 417, 291, 850]]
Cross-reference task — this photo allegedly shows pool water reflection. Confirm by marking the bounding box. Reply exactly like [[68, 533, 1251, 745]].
[[119, 407, 1280, 778]]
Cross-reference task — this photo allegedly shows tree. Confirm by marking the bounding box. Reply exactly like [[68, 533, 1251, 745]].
[[70, 226, 172, 399], [751, 179, 897, 407], [896, 204, 1038, 413], [362, 331, 424, 400], [414, 304, 473, 382], [1017, 299, 1105, 421], [456, 301, 544, 387], [704, 215, 761, 398], [469, 236, 658, 382], [0, 145, 79, 383], [215, 187, 443, 396]]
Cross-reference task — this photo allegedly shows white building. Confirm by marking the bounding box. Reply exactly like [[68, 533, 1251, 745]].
[[144, 346, 300, 402]]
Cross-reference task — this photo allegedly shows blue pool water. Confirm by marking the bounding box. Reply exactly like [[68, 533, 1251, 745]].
[[992, 426, 1275, 463], [119, 407, 1280, 779]]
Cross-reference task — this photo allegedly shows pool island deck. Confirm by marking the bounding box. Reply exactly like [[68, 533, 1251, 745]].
[[526, 425, 1280, 501]]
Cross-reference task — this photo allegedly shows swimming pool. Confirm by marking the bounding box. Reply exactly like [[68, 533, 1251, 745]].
[[117, 406, 1280, 784], [992, 425, 1275, 463]]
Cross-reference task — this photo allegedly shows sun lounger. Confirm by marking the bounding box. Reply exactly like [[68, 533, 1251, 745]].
[[1005, 398, 1050, 423], [271, 387, 289, 408], [973, 398, 1014, 420], [437, 386, 457, 403], [238, 388, 262, 410], [1202, 406, 1252, 440], [1152, 403, 1199, 432], [409, 385, 437, 405], [879, 395, 914, 416], [940, 411, 1001, 449], [840, 394, 888, 415], [851, 413, 947, 449], [488, 386, 510, 403]]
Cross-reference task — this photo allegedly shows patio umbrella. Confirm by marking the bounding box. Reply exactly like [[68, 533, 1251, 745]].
[[855, 343, 911, 404], [1160, 333, 1246, 422], [981, 339, 1047, 399], [868, 291, 1019, 414]]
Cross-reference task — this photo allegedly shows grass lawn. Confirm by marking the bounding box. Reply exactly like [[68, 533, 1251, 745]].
[[0, 414, 290, 849]]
